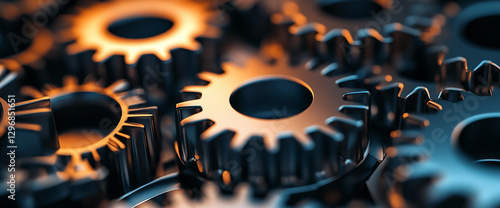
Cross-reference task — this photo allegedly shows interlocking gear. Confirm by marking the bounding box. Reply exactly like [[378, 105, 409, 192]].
[[176, 53, 370, 192], [21, 76, 161, 197], [373, 61, 500, 207], [60, 0, 223, 88]]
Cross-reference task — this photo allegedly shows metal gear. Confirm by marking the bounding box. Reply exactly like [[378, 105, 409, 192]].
[[59, 0, 223, 89], [20, 76, 161, 197], [372, 61, 500, 207], [0, 67, 58, 161], [176, 53, 370, 192]]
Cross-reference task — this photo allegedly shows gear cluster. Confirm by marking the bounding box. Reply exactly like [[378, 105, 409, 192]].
[[1, 0, 500, 207]]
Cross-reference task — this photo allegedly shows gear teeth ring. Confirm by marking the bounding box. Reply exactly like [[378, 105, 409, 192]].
[[59, 0, 224, 90], [374, 60, 500, 208], [21, 76, 161, 197], [176, 54, 370, 192]]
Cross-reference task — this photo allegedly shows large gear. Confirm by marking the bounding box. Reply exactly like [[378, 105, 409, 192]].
[[372, 61, 500, 207], [59, 0, 224, 90], [21, 76, 161, 197], [176, 52, 370, 192]]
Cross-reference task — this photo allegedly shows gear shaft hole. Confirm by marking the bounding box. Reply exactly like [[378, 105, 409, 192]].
[[51, 92, 122, 148], [456, 115, 500, 167], [463, 15, 500, 49], [230, 78, 313, 120], [317, 0, 389, 19], [108, 17, 174, 39]]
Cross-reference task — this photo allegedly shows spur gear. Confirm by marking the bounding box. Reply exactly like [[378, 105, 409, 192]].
[[373, 61, 500, 207], [21, 76, 161, 197], [176, 53, 370, 192], [59, 0, 223, 90], [0, 67, 58, 161]]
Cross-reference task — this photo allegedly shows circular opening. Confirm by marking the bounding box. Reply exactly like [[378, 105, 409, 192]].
[[51, 92, 122, 149], [108, 17, 174, 39], [318, 0, 387, 19], [457, 116, 500, 167], [463, 15, 500, 49], [229, 78, 313, 120]]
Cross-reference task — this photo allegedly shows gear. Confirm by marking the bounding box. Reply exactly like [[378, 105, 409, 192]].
[[59, 0, 223, 90], [21, 76, 161, 197], [373, 61, 500, 207], [0, 67, 58, 161], [176, 53, 370, 192]]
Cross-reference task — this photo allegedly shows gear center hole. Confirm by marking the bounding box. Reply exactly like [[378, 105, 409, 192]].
[[51, 92, 122, 148], [456, 115, 500, 167], [463, 15, 500, 49], [108, 17, 174, 39], [230, 78, 313, 119], [318, 0, 390, 19]]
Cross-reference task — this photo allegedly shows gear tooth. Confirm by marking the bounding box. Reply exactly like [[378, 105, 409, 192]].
[[392, 144, 426, 161], [390, 130, 422, 145], [106, 80, 129, 93], [180, 112, 209, 125], [276, 133, 312, 185], [288, 23, 325, 64], [336, 75, 361, 88], [230, 132, 252, 151], [385, 23, 423, 61], [321, 63, 340, 76], [440, 57, 468, 87], [356, 28, 385, 66], [200, 124, 225, 140], [438, 88, 465, 102], [343, 91, 370, 105], [405, 87, 431, 113], [470, 60, 500, 95], [326, 117, 366, 163], [320, 29, 353, 66], [401, 113, 429, 128], [181, 85, 206, 93], [339, 105, 369, 122], [197, 71, 221, 82], [176, 99, 202, 109]]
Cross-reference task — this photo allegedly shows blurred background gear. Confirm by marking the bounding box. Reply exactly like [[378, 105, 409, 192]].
[[20, 76, 161, 197], [57, 0, 225, 108]]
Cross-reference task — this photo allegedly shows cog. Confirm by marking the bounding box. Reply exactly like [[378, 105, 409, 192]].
[[60, 0, 223, 89], [374, 61, 500, 207], [21, 76, 161, 197], [176, 53, 370, 192]]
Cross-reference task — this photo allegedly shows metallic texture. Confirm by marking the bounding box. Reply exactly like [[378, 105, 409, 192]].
[[21, 76, 161, 197], [176, 53, 370, 192], [373, 61, 500, 207]]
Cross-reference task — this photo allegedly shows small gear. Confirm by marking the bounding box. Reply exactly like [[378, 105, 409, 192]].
[[0, 67, 58, 161], [59, 0, 224, 90], [176, 53, 370, 192], [373, 61, 500, 207], [21, 76, 161, 197]]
